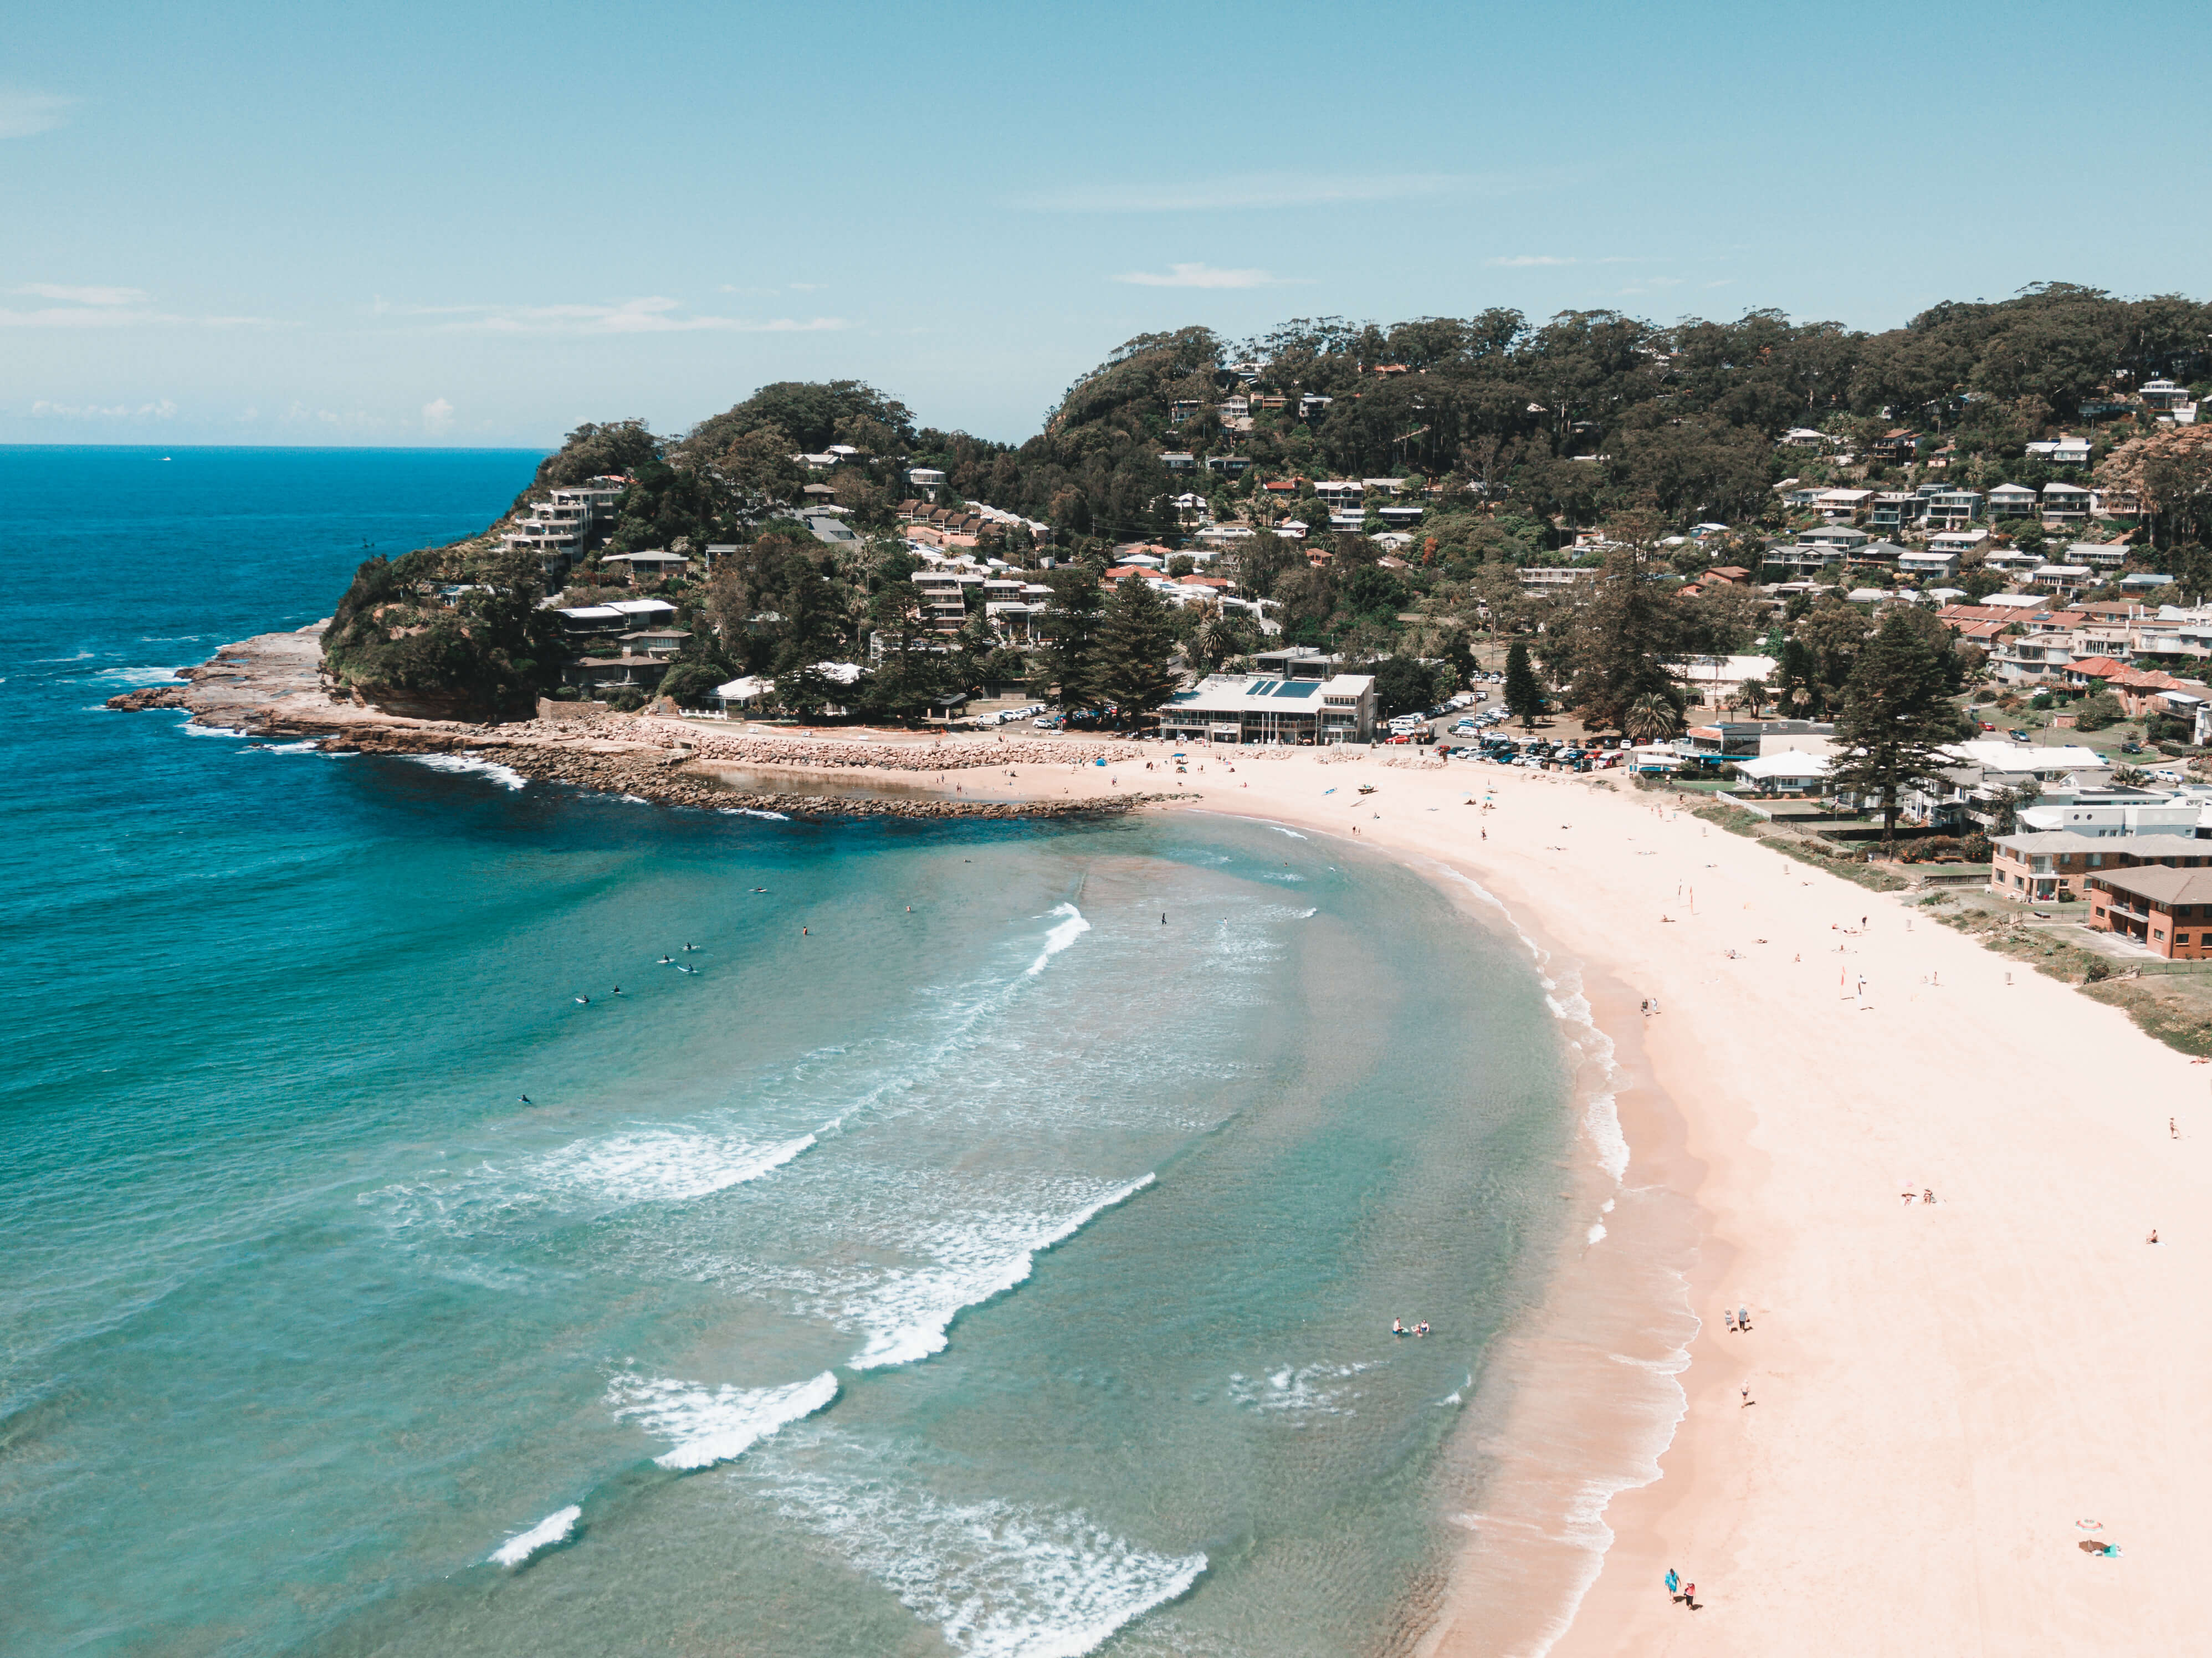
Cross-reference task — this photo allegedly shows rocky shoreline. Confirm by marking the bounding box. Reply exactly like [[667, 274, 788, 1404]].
[[108, 628, 1166, 822]]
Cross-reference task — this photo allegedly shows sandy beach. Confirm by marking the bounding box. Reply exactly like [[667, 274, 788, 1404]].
[[131, 643, 2212, 1647], [846, 737, 2212, 1652], [1149, 745, 2212, 1654]]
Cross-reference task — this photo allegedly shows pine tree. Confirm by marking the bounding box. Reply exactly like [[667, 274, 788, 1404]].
[[1829, 610, 1972, 854], [1561, 545, 1686, 733], [859, 580, 942, 721], [1093, 576, 1182, 724], [1036, 565, 1106, 709], [1503, 638, 1543, 729]]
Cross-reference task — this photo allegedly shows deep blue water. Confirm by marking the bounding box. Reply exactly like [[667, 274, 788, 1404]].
[[0, 448, 1572, 1658]]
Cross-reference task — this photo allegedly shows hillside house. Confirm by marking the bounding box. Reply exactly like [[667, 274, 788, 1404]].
[[2042, 483, 2095, 525]]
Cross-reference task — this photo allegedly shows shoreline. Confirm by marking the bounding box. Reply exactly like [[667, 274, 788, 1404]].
[[110, 628, 1167, 822], [122, 628, 2212, 1649], [1175, 778, 1711, 1657], [1144, 748, 2212, 1654]]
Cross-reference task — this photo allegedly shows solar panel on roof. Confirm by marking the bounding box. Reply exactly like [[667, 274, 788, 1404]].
[[1248, 679, 1277, 694], [1272, 680, 1319, 698]]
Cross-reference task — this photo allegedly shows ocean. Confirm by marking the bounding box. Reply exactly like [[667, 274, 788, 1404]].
[[0, 447, 1578, 1657]]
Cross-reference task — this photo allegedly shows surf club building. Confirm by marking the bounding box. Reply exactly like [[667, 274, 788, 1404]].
[[1156, 672, 1377, 745]]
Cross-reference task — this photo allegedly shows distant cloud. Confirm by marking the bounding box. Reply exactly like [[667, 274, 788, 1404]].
[[0, 89, 73, 139], [1110, 263, 1299, 290], [2, 285, 278, 329], [30, 398, 177, 421], [421, 397, 455, 436], [1486, 255, 1651, 268], [1017, 172, 1469, 212], [20, 283, 147, 305], [280, 402, 388, 432], [378, 295, 849, 335]]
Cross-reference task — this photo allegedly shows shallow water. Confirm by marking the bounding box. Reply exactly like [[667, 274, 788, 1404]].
[[0, 448, 1577, 1657]]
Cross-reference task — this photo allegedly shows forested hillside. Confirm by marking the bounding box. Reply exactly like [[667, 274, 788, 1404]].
[[322, 283, 2212, 719]]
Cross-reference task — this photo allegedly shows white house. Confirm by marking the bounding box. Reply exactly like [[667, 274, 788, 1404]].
[[2026, 434, 2092, 466], [1924, 489, 1986, 528], [1898, 548, 1961, 580], [1729, 750, 1832, 794], [2042, 482, 2095, 524]]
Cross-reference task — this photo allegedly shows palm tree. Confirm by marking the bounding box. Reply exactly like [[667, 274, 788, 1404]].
[[1736, 676, 1769, 718], [1624, 692, 1682, 745]]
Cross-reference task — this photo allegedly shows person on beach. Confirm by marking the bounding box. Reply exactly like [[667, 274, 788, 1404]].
[[2173, 1117, 2180, 1139], [1665, 1568, 1680, 1596], [1741, 1384, 1753, 1406], [1684, 1583, 1696, 1608], [1738, 1304, 1749, 1329], [1724, 1309, 1737, 1332], [2148, 1228, 2159, 1243]]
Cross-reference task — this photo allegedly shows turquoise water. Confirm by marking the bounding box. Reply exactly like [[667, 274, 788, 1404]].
[[0, 448, 1573, 1657]]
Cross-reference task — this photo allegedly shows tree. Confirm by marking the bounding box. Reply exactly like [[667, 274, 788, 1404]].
[[1371, 656, 1436, 720], [1231, 529, 1301, 598], [1828, 611, 1973, 854], [1190, 611, 1257, 675], [1624, 692, 1681, 744], [1036, 565, 1107, 708], [658, 661, 731, 708], [858, 579, 943, 721], [2075, 689, 2124, 731], [1735, 676, 1770, 718], [1093, 576, 1181, 721], [1560, 545, 1687, 733], [1504, 638, 1544, 728]]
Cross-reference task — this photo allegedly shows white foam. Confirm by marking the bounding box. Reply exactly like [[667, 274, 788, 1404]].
[[547, 1128, 816, 1206], [618, 793, 652, 805], [749, 1444, 1205, 1657], [848, 1175, 1154, 1371], [365, 1129, 815, 1236], [1026, 903, 1091, 978], [259, 739, 325, 754], [93, 664, 188, 687], [608, 1369, 838, 1470], [400, 752, 527, 790], [490, 1503, 579, 1567], [179, 720, 249, 737], [1226, 1360, 1373, 1422], [1268, 826, 1308, 839], [719, 806, 790, 820]]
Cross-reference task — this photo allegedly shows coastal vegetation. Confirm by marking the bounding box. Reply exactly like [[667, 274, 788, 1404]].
[[325, 282, 2212, 741], [322, 545, 562, 718]]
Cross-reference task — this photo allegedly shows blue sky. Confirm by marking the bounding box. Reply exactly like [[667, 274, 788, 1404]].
[[6, 0, 2208, 448]]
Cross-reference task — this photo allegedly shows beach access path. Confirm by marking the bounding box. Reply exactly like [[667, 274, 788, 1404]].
[[1057, 745, 2208, 1656]]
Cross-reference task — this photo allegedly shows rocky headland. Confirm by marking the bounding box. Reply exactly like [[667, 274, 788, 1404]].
[[110, 627, 1163, 821]]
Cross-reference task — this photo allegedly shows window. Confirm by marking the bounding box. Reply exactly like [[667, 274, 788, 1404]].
[[2180, 935, 2194, 946], [2154, 930, 2167, 941]]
